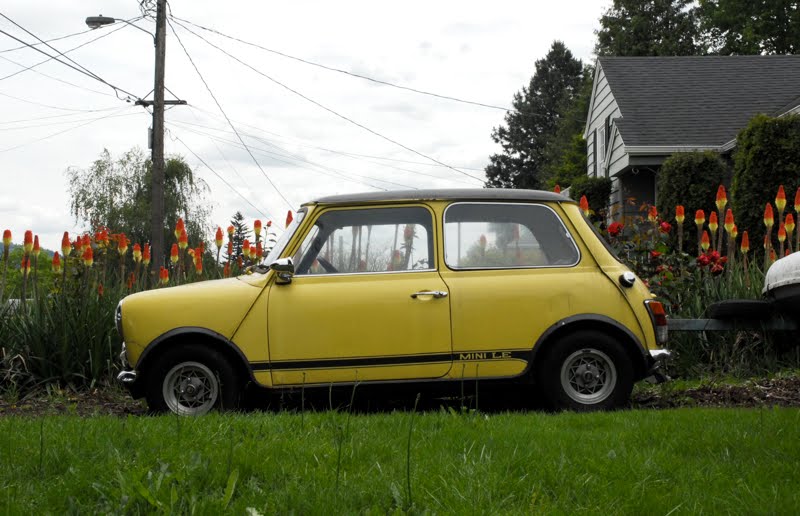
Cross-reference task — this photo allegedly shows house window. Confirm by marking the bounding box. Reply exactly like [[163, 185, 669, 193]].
[[592, 130, 597, 177], [598, 127, 606, 167]]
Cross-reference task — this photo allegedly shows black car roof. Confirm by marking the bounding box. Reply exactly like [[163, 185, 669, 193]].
[[305, 188, 574, 206]]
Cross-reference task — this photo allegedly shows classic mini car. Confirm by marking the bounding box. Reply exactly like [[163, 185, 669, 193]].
[[116, 189, 670, 415]]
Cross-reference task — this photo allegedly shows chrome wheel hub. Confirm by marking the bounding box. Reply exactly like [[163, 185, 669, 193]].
[[561, 348, 617, 404], [163, 361, 219, 416]]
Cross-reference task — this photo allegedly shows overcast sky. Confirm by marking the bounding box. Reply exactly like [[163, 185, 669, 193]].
[[1, 0, 604, 252]]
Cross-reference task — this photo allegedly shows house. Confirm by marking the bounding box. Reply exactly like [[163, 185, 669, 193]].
[[584, 56, 800, 216]]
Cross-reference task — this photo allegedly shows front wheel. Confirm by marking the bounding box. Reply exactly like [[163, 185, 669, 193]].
[[538, 331, 634, 411], [145, 345, 242, 415]]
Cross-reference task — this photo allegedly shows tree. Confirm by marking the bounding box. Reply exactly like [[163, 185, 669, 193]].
[[485, 41, 584, 190], [699, 0, 800, 55], [226, 211, 251, 262], [67, 148, 211, 267], [596, 0, 705, 56]]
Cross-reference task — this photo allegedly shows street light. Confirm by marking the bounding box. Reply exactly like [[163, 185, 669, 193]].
[[85, 3, 183, 271]]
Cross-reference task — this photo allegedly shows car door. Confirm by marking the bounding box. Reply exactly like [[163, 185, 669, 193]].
[[438, 202, 584, 379], [267, 204, 452, 386]]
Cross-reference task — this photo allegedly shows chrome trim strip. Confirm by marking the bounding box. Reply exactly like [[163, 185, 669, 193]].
[[117, 370, 137, 384], [295, 268, 436, 278], [649, 349, 671, 361], [441, 201, 582, 271]]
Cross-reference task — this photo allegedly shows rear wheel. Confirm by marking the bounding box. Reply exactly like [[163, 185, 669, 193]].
[[538, 331, 634, 411], [145, 345, 242, 415]]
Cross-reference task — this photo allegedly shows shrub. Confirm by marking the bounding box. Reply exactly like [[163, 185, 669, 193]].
[[656, 151, 729, 249], [732, 114, 800, 256], [569, 176, 611, 219]]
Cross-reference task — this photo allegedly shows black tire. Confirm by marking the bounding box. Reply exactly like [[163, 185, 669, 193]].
[[537, 330, 634, 412], [145, 344, 242, 415]]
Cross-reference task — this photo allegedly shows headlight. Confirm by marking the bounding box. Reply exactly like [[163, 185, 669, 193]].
[[115, 301, 123, 339]]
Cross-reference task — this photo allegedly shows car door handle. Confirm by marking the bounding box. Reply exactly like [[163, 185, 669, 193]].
[[410, 290, 448, 299]]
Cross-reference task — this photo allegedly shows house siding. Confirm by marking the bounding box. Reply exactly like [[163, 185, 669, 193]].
[[585, 65, 622, 177]]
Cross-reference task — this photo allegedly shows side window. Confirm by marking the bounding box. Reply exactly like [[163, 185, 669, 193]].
[[294, 206, 434, 275], [444, 203, 579, 269]]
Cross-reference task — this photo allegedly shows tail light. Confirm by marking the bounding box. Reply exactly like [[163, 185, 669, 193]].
[[645, 300, 668, 345]]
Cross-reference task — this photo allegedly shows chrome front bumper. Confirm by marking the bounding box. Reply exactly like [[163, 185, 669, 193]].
[[117, 370, 137, 384], [645, 348, 671, 384]]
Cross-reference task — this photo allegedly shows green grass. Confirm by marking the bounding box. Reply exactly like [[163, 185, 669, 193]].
[[1, 408, 799, 514]]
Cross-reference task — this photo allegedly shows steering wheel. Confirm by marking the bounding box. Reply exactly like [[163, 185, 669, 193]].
[[315, 256, 339, 273]]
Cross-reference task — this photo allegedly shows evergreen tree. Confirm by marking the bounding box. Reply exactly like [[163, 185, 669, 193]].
[[226, 211, 251, 262], [699, 0, 800, 55], [485, 41, 584, 190], [595, 0, 705, 56]]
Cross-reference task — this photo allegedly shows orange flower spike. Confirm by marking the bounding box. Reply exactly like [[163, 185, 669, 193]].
[[256, 241, 263, 259], [32, 235, 40, 258], [21, 257, 30, 275], [694, 209, 705, 227], [701, 230, 710, 251], [82, 246, 93, 267], [174, 218, 185, 241], [51, 252, 61, 274], [724, 209, 735, 235], [223, 262, 231, 277], [242, 239, 251, 256], [81, 234, 91, 253], [215, 227, 224, 250], [178, 229, 188, 250], [647, 205, 658, 223], [160, 266, 169, 285], [254, 219, 262, 238], [194, 249, 203, 274], [553, 184, 561, 194], [778, 223, 787, 243], [133, 243, 142, 263], [266, 220, 272, 228], [764, 203, 774, 228], [127, 272, 135, 290], [61, 232, 70, 258], [785, 214, 796, 234], [776, 185, 787, 214], [227, 241, 233, 257], [770, 248, 777, 262], [23, 230, 33, 254], [142, 243, 151, 267], [795, 187, 800, 213], [580, 196, 590, 217], [227, 225, 234, 238], [188, 248, 195, 259], [3, 229, 11, 249], [675, 205, 685, 224], [286, 210, 294, 228], [708, 212, 718, 233], [731, 224, 738, 240], [715, 185, 727, 213], [118, 233, 128, 256], [170, 243, 179, 264], [741, 231, 750, 254]]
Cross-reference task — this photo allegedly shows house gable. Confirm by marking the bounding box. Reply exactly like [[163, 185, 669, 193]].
[[584, 63, 622, 178]]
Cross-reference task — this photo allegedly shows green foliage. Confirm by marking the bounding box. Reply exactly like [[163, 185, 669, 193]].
[[595, 0, 705, 56], [732, 114, 800, 254], [2, 410, 800, 513], [67, 148, 212, 258], [485, 41, 584, 189], [569, 176, 612, 217], [656, 151, 729, 248], [699, 0, 800, 54]]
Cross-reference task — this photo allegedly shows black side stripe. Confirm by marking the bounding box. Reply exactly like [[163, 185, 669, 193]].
[[250, 350, 530, 372]]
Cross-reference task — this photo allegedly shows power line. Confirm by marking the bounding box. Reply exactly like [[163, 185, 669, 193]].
[[167, 18, 295, 211], [0, 109, 121, 125], [189, 105, 484, 171], [0, 23, 97, 54], [0, 15, 140, 101], [169, 132, 272, 219], [0, 111, 143, 131], [0, 91, 120, 112], [0, 107, 141, 153], [169, 18, 483, 183], [172, 15, 510, 112]]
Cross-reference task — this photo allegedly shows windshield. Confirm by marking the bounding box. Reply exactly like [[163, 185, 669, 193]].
[[264, 208, 307, 265]]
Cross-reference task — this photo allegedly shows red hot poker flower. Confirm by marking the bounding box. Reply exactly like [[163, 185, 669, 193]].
[[715, 185, 727, 213], [553, 184, 561, 194], [174, 218, 185, 241], [731, 224, 738, 240], [243, 239, 251, 257], [160, 266, 169, 285], [32, 235, 40, 258], [778, 223, 787, 243], [741, 231, 750, 253], [286, 210, 294, 228], [701, 230, 710, 251], [143, 243, 151, 266], [795, 187, 800, 213], [675, 206, 685, 224], [608, 221, 623, 237], [3, 230, 11, 254], [194, 248, 203, 274], [776, 185, 787, 213], [647, 205, 658, 223], [52, 252, 61, 273], [580, 196, 590, 217], [23, 230, 33, 254], [695, 210, 705, 227], [170, 244, 179, 264], [215, 227, 224, 249], [786, 214, 796, 234], [254, 219, 262, 237], [227, 225, 234, 237], [227, 241, 233, 256], [133, 243, 142, 263], [764, 203, 774, 228], [256, 242, 263, 259], [724, 209, 735, 235], [118, 233, 129, 256], [708, 212, 718, 233], [61, 232, 71, 258], [82, 246, 93, 267], [178, 229, 188, 250], [81, 234, 91, 253], [223, 262, 230, 278]]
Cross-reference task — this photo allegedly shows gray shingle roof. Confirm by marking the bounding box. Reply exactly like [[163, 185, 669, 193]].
[[599, 56, 800, 147]]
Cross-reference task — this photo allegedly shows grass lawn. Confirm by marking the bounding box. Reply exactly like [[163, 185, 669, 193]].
[[1, 407, 798, 514]]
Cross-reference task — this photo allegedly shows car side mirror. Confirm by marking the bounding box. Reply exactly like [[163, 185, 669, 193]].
[[270, 257, 295, 285]]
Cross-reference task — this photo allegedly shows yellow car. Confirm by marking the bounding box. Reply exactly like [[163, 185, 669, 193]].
[[116, 189, 670, 415]]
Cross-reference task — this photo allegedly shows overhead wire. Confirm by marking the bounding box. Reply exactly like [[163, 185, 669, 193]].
[[0, 91, 120, 112], [169, 18, 483, 183], [0, 23, 97, 53], [167, 18, 295, 210], [171, 15, 509, 112], [0, 15, 140, 101]]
